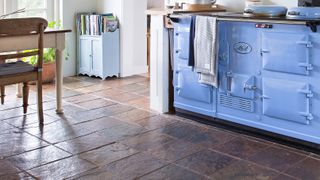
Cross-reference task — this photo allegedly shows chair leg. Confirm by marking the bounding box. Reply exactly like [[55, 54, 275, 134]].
[[22, 83, 29, 114], [37, 79, 44, 125], [0, 86, 5, 105]]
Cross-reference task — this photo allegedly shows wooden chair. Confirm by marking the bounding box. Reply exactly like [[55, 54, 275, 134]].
[[0, 18, 48, 124]]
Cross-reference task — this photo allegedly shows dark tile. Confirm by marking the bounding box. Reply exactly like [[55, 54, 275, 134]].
[[44, 104, 87, 121], [75, 116, 124, 132], [0, 107, 36, 121], [0, 160, 21, 176], [4, 113, 59, 130], [148, 140, 203, 162], [55, 133, 115, 155], [156, 122, 204, 141], [8, 145, 71, 170], [112, 109, 156, 123], [29, 101, 59, 111], [211, 160, 278, 179], [187, 128, 235, 149], [27, 156, 97, 179], [249, 146, 306, 172], [120, 131, 175, 151], [216, 137, 269, 159], [135, 115, 178, 131], [97, 123, 148, 142], [272, 174, 299, 180], [76, 152, 168, 180], [0, 132, 48, 158], [77, 99, 116, 110], [176, 149, 238, 176], [285, 157, 320, 179], [25, 120, 93, 144], [0, 172, 35, 180], [79, 143, 139, 166], [139, 164, 207, 180]]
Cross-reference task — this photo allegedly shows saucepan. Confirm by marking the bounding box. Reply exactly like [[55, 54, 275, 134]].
[[187, 0, 216, 5]]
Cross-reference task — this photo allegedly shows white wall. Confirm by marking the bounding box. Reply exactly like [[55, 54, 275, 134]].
[[216, 0, 298, 11], [148, 0, 164, 9], [97, 0, 148, 77], [61, 0, 98, 77]]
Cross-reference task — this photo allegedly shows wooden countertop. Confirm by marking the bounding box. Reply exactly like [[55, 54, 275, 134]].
[[146, 6, 226, 16]]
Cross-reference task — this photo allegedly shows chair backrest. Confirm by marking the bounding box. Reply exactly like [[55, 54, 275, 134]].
[[0, 18, 48, 68]]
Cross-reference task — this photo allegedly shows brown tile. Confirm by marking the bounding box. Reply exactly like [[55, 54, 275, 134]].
[[44, 104, 87, 120], [0, 160, 21, 176], [139, 164, 208, 180], [116, 83, 148, 93], [215, 137, 269, 159], [120, 131, 175, 151], [77, 152, 168, 180], [8, 145, 71, 170], [135, 115, 178, 131], [55, 133, 115, 155], [211, 160, 278, 179], [0, 132, 48, 158], [93, 89, 125, 99], [134, 88, 150, 97], [64, 94, 99, 104], [76, 84, 111, 94], [46, 88, 83, 98], [248, 146, 306, 172], [27, 156, 97, 179], [77, 99, 116, 110], [108, 92, 142, 103], [75, 116, 124, 133], [128, 97, 150, 110], [148, 139, 203, 162], [64, 80, 95, 89], [112, 109, 156, 123], [285, 157, 320, 179], [176, 149, 238, 176], [79, 143, 139, 166]]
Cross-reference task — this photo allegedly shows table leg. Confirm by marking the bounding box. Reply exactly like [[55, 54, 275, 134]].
[[55, 49, 63, 114], [16, 83, 23, 98]]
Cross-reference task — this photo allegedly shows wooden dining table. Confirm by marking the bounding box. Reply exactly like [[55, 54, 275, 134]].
[[0, 29, 71, 114]]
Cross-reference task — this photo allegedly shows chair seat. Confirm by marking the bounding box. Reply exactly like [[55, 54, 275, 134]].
[[0, 61, 36, 77]]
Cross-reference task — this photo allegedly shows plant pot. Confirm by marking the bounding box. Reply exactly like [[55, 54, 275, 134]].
[[30, 62, 56, 84], [42, 62, 56, 83]]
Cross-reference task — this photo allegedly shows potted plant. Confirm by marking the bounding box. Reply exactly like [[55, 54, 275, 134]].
[[22, 21, 67, 83]]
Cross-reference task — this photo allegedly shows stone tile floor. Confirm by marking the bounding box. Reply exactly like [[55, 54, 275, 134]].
[[0, 75, 319, 180]]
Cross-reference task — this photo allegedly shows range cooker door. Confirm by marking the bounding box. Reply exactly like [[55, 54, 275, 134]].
[[262, 78, 314, 125], [175, 31, 190, 60], [176, 66, 213, 104], [261, 32, 313, 75]]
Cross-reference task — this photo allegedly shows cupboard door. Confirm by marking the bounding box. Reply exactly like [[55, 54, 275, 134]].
[[261, 32, 313, 75], [91, 39, 103, 76], [262, 78, 314, 125], [79, 38, 91, 74], [176, 66, 213, 104]]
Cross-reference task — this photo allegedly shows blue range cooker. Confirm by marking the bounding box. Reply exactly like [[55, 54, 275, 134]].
[[172, 7, 320, 147]]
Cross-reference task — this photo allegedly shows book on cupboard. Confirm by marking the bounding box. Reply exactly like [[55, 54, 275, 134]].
[[77, 12, 119, 35]]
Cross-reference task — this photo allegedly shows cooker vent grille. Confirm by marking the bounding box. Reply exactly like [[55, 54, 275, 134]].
[[219, 94, 254, 112]]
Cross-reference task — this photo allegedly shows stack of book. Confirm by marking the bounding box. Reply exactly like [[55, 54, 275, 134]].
[[77, 13, 118, 35]]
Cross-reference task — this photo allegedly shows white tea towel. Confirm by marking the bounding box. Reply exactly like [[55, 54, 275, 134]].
[[194, 16, 218, 87]]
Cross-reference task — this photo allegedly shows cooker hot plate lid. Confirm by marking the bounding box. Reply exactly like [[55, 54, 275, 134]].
[[287, 7, 320, 19], [244, 5, 288, 17]]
